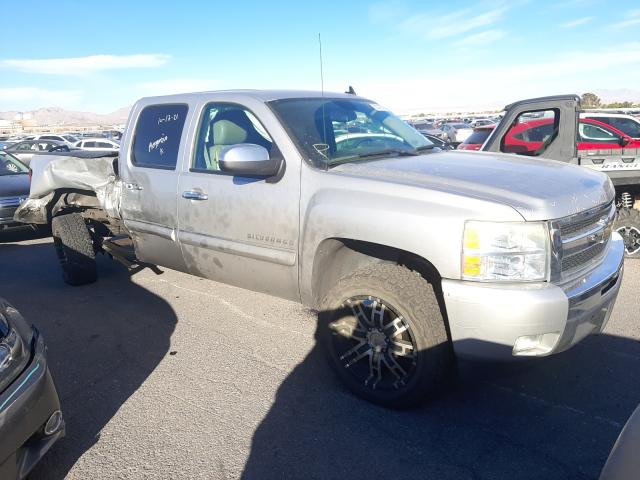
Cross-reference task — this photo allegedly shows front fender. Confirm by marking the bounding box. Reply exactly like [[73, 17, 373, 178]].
[[298, 185, 522, 306]]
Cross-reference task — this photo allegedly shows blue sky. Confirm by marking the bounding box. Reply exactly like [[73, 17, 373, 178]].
[[1, 0, 639, 114]]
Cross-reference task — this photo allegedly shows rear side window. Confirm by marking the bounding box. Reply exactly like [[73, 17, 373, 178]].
[[132, 104, 188, 169], [606, 117, 640, 138]]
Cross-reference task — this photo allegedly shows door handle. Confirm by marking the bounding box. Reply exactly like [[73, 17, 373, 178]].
[[182, 190, 209, 201], [125, 182, 143, 191]]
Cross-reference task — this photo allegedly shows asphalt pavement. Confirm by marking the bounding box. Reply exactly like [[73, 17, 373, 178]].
[[0, 229, 638, 480]]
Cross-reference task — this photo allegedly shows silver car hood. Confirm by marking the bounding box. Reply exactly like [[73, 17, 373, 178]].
[[332, 150, 614, 221]]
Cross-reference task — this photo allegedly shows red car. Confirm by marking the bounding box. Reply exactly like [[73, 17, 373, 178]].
[[457, 124, 496, 150], [459, 117, 639, 153], [502, 117, 640, 154]]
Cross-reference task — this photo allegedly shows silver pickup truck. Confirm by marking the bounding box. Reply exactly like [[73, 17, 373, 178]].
[[16, 90, 624, 407]]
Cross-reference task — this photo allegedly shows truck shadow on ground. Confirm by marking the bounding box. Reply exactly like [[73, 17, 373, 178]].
[[242, 308, 640, 480], [0, 237, 176, 480]]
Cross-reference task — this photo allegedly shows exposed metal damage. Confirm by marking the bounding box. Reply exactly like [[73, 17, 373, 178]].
[[14, 155, 122, 224]]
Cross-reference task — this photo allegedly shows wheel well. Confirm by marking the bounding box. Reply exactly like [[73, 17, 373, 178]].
[[311, 238, 452, 341], [311, 238, 443, 304], [47, 188, 100, 223]]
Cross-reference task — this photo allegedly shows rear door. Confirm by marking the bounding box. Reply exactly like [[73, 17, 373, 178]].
[[119, 102, 192, 272]]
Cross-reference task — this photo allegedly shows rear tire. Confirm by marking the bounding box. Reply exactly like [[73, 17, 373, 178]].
[[51, 213, 97, 286], [319, 263, 454, 408], [613, 208, 640, 258]]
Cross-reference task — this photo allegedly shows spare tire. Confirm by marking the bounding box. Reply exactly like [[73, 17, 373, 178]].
[[51, 213, 98, 285]]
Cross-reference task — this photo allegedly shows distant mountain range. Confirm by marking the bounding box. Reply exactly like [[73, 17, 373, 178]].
[[0, 106, 131, 126], [593, 89, 640, 104], [1, 88, 638, 126]]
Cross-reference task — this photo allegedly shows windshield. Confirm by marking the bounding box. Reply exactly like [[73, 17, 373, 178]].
[[0, 152, 28, 175], [63, 135, 79, 143], [269, 98, 433, 169]]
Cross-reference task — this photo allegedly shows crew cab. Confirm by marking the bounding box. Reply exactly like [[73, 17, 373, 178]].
[[15, 90, 624, 407]]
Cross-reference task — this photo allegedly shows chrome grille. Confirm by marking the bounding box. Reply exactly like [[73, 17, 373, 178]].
[[561, 241, 606, 271], [553, 202, 615, 281]]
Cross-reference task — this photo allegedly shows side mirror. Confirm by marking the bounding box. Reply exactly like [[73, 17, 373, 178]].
[[619, 136, 631, 147], [218, 143, 281, 177]]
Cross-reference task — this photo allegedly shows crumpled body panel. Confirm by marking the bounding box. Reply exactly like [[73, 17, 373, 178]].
[[14, 154, 122, 224]]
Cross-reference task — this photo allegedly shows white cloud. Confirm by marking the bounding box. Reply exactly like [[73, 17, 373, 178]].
[[353, 43, 640, 114], [368, 1, 407, 24], [0, 54, 170, 75], [453, 29, 505, 47], [560, 16, 594, 28], [401, 5, 506, 40], [0, 87, 83, 110], [610, 10, 640, 29], [139, 78, 219, 96]]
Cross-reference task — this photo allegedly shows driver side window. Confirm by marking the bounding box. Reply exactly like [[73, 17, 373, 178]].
[[192, 103, 274, 172]]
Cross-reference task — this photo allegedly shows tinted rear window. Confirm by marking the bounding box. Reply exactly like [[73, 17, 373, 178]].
[[132, 104, 188, 169], [464, 129, 493, 145]]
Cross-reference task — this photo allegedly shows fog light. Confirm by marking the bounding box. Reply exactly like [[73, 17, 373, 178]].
[[44, 410, 63, 436], [513, 332, 560, 356]]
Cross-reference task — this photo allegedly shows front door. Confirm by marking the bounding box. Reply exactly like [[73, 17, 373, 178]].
[[177, 100, 300, 301]]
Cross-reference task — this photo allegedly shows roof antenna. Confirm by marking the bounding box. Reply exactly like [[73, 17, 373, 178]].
[[345, 86, 356, 95], [316, 33, 329, 163]]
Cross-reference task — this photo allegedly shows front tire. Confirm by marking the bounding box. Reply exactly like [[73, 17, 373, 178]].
[[319, 263, 453, 408], [613, 208, 640, 258], [51, 213, 97, 286]]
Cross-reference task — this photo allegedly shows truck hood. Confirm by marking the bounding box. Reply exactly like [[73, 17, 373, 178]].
[[331, 150, 614, 221]]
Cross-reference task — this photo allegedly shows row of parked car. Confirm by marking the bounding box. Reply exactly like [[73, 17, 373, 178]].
[[409, 112, 640, 156], [0, 133, 120, 166], [408, 116, 500, 144]]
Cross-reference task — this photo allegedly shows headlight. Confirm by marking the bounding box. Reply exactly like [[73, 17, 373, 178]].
[[462, 221, 550, 281], [0, 311, 25, 378]]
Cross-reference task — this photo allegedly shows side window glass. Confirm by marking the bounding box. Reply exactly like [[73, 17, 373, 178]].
[[132, 104, 188, 169], [611, 118, 640, 138], [501, 109, 559, 156], [192, 103, 273, 172], [579, 123, 619, 142]]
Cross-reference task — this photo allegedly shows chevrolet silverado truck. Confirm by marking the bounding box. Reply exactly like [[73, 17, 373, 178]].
[[483, 95, 640, 257], [15, 90, 624, 407]]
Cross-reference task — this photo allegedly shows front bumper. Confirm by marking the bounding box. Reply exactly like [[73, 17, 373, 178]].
[[442, 232, 625, 360], [0, 331, 64, 480]]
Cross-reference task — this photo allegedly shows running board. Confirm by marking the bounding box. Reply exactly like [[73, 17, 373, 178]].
[[101, 237, 137, 268], [101, 236, 164, 275]]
